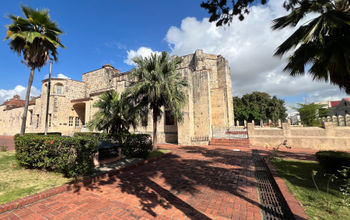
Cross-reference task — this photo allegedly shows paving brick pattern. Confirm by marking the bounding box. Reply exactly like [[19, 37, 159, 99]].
[[0, 144, 262, 220]]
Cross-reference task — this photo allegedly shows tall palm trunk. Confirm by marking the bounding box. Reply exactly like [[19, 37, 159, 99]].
[[20, 68, 35, 135], [152, 109, 158, 151]]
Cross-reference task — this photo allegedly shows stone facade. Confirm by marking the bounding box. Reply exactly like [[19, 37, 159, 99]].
[[0, 50, 234, 145]]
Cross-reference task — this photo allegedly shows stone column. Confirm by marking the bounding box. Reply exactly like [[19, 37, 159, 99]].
[[260, 120, 264, 127]]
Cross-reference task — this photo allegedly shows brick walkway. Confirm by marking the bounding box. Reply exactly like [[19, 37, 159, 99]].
[[0, 144, 262, 220]]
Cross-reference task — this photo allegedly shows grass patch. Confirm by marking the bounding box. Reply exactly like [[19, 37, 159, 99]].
[[147, 149, 170, 159], [0, 151, 71, 204], [270, 158, 350, 220]]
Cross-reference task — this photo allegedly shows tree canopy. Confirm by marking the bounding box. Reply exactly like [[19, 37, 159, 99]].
[[233, 91, 287, 123], [88, 90, 139, 135], [5, 6, 64, 135], [201, 0, 350, 93], [296, 103, 330, 126], [127, 52, 188, 150]]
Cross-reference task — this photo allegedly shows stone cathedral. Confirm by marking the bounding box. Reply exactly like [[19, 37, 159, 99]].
[[0, 50, 234, 145]]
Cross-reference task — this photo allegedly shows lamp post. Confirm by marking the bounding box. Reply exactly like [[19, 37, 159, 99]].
[[44, 61, 53, 135]]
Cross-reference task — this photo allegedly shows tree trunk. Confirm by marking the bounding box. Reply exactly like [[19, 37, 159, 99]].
[[20, 68, 35, 135], [152, 109, 158, 151]]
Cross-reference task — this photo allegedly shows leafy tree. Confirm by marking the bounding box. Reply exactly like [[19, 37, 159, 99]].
[[296, 103, 329, 126], [201, 0, 350, 93], [127, 52, 188, 150], [273, 0, 350, 93], [233, 91, 287, 123], [89, 90, 138, 135], [5, 6, 64, 135]]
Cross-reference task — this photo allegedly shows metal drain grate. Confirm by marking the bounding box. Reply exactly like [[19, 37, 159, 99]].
[[252, 150, 294, 220]]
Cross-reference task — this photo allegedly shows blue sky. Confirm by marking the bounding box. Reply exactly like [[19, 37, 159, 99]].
[[0, 0, 347, 113], [0, 0, 207, 88]]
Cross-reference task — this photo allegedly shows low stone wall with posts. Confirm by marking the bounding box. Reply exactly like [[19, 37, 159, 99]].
[[247, 122, 350, 150]]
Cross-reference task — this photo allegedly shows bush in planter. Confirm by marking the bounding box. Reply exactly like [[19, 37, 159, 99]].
[[121, 134, 152, 158], [316, 151, 350, 173], [14, 134, 98, 177]]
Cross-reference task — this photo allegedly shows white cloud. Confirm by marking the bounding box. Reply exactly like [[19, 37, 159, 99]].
[[124, 47, 161, 66], [165, 0, 347, 103], [43, 73, 70, 79], [0, 85, 41, 105]]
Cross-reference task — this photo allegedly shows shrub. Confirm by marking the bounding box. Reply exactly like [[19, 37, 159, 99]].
[[74, 132, 109, 141], [121, 134, 152, 158], [316, 151, 350, 173], [24, 132, 62, 136], [14, 134, 98, 177]]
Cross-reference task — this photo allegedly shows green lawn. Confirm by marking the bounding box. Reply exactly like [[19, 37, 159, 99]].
[[0, 151, 70, 204], [147, 149, 170, 159], [270, 158, 350, 220]]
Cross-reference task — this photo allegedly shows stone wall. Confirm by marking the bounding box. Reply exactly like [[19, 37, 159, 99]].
[[248, 122, 350, 150]]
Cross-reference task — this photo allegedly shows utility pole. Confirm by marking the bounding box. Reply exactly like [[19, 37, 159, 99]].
[[44, 61, 53, 135]]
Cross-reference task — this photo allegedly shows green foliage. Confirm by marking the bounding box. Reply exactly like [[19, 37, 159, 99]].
[[73, 132, 109, 141], [338, 166, 350, 206], [316, 151, 350, 173], [14, 134, 98, 177], [5, 6, 64, 135], [127, 51, 188, 149], [25, 132, 62, 136], [5, 6, 64, 68], [88, 91, 138, 135], [271, 159, 350, 219], [233, 91, 287, 123], [272, 0, 350, 93], [120, 134, 152, 158], [296, 103, 329, 126]]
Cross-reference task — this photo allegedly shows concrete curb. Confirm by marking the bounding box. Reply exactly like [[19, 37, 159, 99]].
[[0, 151, 171, 214], [264, 158, 309, 220]]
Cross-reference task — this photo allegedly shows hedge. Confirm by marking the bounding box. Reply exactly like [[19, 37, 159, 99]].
[[74, 132, 152, 158], [121, 134, 152, 158], [74, 132, 109, 141], [14, 134, 98, 177], [316, 151, 350, 173]]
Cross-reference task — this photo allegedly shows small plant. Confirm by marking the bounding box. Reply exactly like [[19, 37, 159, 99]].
[[311, 170, 338, 212], [0, 145, 8, 152], [270, 140, 291, 159], [338, 166, 350, 207]]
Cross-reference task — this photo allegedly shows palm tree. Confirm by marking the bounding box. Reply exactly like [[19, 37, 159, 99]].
[[272, 0, 350, 93], [89, 90, 138, 135], [128, 52, 188, 150], [5, 6, 64, 135]]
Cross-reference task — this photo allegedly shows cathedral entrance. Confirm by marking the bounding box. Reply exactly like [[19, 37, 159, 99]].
[[72, 103, 86, 127]]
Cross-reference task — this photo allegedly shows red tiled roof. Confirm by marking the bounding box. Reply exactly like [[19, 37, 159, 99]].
[[330, 98, 350, 107], [330, 101, 341, 107], [2, 95, 25, 107]]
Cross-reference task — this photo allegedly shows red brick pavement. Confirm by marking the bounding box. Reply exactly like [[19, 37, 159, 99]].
[[0, 144, 262, 220]]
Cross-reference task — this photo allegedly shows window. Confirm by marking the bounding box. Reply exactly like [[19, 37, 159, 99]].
[[75, 117, 80, 127], [36, 114, 40, 128], [56, 85, 63, 94], [29, 110, 33, 125], [55, 83, 64, 94], [69, 117, 73, 126], [165, 110, 175, 125], [49, 114, 52, 127]]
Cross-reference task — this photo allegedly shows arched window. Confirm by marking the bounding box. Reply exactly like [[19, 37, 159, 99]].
[[55, 83, 64, 94]]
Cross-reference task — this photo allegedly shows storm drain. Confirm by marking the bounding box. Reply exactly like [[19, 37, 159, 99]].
[[252, 150, 294, 220]]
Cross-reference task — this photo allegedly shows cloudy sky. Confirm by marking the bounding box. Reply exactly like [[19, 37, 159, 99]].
[[0, 0, 347, 112]]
